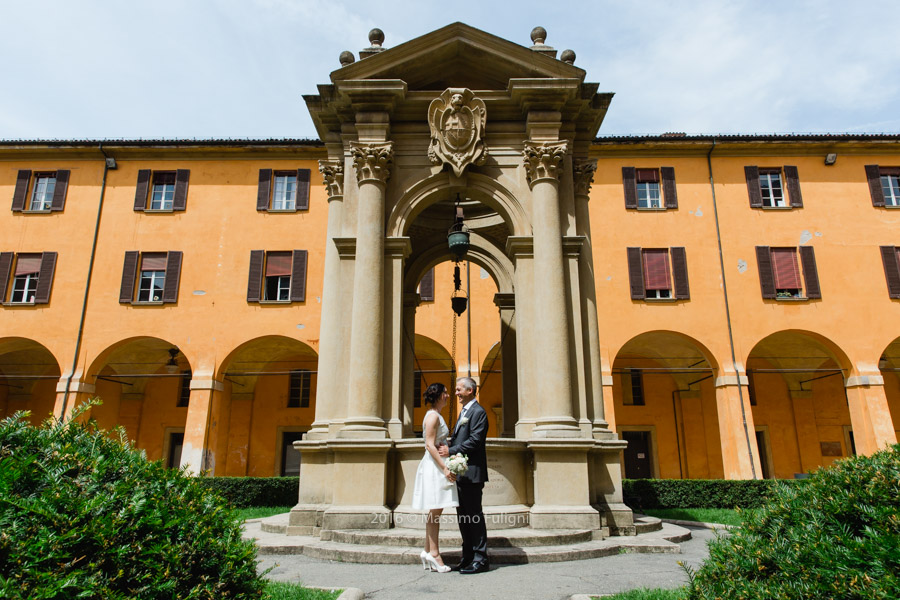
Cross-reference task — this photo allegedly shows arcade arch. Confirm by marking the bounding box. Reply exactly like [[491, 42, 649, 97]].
[[612, 331, 722, 479], [879, 337, 900, 441], [0, 337, 60, 425], [746, 330, 852, 479], [217, 335, 318, 476]]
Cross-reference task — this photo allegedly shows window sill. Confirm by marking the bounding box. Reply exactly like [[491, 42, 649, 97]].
[[643, 297, 678, 302], [759, 205, 794, 210], [266, 208, 299, 213], [258, 300, 292, 305], [3, 301, 37, 307], [144, 208, 175, 213], [131, 300, 165, 306], [21, 209, 53, 214], [774, 296, 808, 302], [635, 207, 668, 212]]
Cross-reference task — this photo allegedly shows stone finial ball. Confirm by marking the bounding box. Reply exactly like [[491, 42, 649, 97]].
[[369, 28, 385, 47], [560, 49, 576, 64], [339, 51, 355, 66], [530, 26, 547, 45]]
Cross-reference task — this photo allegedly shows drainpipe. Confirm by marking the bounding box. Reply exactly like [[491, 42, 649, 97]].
[[61, 144, 116, 418], [706, 139, 758, 479]]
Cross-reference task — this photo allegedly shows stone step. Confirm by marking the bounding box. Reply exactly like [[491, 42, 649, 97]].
[[320, 527, 595, 548], [245, 519, 691, 564]]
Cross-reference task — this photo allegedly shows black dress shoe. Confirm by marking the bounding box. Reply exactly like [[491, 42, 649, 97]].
[[460, 560, 489, 574], [450, 560, 471, 572]]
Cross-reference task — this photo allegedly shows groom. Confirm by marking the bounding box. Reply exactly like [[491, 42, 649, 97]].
[[441, 376, 489, 573]]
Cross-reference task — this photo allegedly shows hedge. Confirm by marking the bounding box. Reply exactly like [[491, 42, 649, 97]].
[[195, 477, 299, 508], [623, 478, 800, 510]]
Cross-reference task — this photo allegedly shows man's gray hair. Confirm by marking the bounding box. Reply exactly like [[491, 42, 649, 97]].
[[457, 376, 477, 394]]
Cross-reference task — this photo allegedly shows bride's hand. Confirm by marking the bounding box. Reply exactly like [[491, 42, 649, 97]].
[[444, 467, 456, 482]]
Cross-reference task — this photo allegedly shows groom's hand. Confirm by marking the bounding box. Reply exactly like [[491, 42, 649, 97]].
[[438, 444, 449, 457]]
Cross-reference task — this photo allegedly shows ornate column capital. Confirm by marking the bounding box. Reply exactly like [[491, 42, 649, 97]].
[[573, 158, 597, 197], [523, 141, 568, 188], [318, 160, 344, 199], [350, 141, 393, 185]]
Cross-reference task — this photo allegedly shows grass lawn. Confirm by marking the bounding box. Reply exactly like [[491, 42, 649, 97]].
[[640, 507, 749, 527], [264, 581, 342, 600], [237, 505, 294, 520], [595, 588, 686, 600]]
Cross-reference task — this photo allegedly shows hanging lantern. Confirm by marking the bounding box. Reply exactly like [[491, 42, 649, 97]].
[[451, 292, 468, 316], [447, 195, 470, 261]]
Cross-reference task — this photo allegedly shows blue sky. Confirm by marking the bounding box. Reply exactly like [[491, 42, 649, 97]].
[[1, 0, 898, 140]]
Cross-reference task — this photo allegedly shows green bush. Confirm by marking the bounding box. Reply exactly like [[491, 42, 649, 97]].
[[623, 478, 792, 509], [686, 444, 900, 599], [197, 477, 298, 509], [0, 406, 267, 600]]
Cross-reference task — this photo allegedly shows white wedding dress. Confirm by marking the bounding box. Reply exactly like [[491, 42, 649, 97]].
[[411, 410, 459, 510]]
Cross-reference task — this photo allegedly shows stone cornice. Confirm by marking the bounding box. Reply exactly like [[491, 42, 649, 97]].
[[523, 141, 567, 188], [350, 141, 393, 185]]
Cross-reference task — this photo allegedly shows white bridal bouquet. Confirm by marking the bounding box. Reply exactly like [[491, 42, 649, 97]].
[[447, 453, 469, 476]]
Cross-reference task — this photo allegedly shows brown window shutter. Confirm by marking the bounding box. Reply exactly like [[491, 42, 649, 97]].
[[257, 169, 272, 211], [626, 247, 644, 299], [50, 170, 70, 211], [880, 246, 900, 298], [784, 166, 803, 208], [745, 166, 762, 208], [296, 169, 311, 210], [172, 170, 190, 211], [670, 247, 690, 299], [134, 170, 151, 211], [290, 249, 308, 302], [420, 267, 435, 301], [247, 250, 264, 302], [622, 167, 637, 209], [12, 170, 31, 212], [120, 251, 139, 303], [799, 246, 821, 299], [163, 251, 183, 303], [661, 167, 678, 209], [0, 252, 13, 301], [756, 246, 776, 299], [865, 165, 885, 207], [33, 252, 57, 304]]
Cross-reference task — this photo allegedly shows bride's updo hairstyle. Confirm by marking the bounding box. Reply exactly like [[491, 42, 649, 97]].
[[423, 382, 446, 407]]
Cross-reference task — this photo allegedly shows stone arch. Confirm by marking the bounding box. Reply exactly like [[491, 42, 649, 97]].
[[612, 330, 721, 479], [409, 334, 455, 435], [0, 337, 61, 424], [216, 335, 319, 476], [387, 171, 530, 239], [878, 337, 900, 445], [405, 232, 515, 295], [746, 330, 854, 479]]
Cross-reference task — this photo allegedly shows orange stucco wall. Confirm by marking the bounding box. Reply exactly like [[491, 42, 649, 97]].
[[2, 139, 898, 478]]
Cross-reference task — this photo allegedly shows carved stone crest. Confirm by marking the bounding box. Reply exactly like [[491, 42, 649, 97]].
[[428, 88, 487, 176]]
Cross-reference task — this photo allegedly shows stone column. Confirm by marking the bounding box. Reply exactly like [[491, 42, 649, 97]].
[[54, 377, 96, 419], [383, 237, 411, 440], [307, 160, 345, 440], [523, 142, 580, 437], [180, 378, 228, 475], [573, 159, 613, 439], [507, 237, 536, 438], [714, 375, 762, 479], [340, 142, 393, 439], [400, 293, 419, 437], [493, 293, 518, 437], [845, 375, 898, 455]]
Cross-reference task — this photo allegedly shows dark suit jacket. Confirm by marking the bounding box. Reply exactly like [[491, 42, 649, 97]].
[[448, 400, 488, 484]]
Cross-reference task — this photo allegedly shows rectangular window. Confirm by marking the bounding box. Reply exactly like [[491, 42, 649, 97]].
[[12, 170, 69, 212], [29, 174, 57, 211], [247, 250, 308, 304], [759, 170, 786, 207], [281, 431, 305, 476], [134, 169, 189, 212], [413, 372, 422, 408], [755, 245, 821, 300], [149, 172, 176, 210], [166, 432, 184, 469], [272, 172, 297, 210], [881, 171, 900, 207], [0, 252, 57, 305], [418, 268, 435, 302], [288, 370, 311, 408], [257, 168, 311, 212], [178, 370, 191, 408], [137, 253, 167, 302], [626, 247, 690, 301], [880, 246, 900, 298], [623, 166, 678, 209], [621, 369, 645, 406], [119, 251, 182, 304]]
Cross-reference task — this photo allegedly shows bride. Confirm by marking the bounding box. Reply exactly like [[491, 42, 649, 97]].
[[411, 382, 459, 573]]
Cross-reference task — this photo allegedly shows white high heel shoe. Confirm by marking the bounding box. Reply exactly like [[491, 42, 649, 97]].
[[419, 551, 430, 570], [424, 553, 451, 573]]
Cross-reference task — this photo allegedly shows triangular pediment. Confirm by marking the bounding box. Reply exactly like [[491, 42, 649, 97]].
[[331, 22, 586, 91]]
